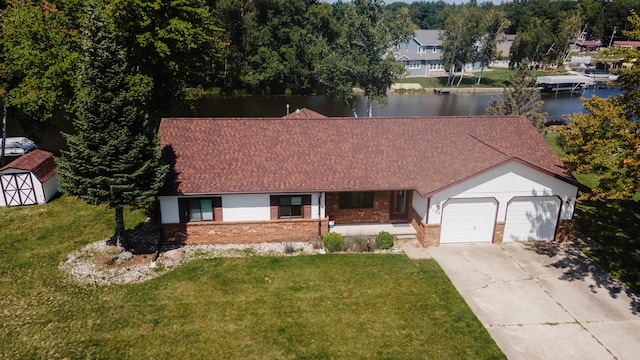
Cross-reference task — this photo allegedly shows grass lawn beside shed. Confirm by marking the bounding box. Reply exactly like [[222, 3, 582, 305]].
[[0, 195, 504, 359]]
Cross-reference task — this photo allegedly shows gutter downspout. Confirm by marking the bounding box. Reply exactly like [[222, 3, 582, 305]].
[[318, 193, 322, 237]]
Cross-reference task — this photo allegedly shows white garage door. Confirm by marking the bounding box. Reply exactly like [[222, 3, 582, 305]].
[[503, 196, 561, 242], [440, 198, 497, 243]]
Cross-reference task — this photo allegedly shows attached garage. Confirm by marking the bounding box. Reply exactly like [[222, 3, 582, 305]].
[[440, 198, 498, 243], [503, 196, 561, 241]]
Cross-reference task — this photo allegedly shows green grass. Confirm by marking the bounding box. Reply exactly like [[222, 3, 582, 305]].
[[574, 200, 640, 293], [0, 195, 504, 359], [395, 67, 566, 88], [545, 132, 640, 292]]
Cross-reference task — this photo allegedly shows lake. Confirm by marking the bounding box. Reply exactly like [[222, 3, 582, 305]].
[[5, 87, 623, 154]]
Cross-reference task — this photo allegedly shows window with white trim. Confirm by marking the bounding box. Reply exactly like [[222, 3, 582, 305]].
[[408, 60, 421, 69]]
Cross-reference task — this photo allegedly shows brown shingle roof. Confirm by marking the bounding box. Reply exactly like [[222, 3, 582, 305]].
[[0, 149, 57, 182], [159, 116, 576, 196], [281, 108, 327, 119]]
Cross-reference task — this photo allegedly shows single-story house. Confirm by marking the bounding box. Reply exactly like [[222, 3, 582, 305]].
[[157, 113, 579, 247], [0, 149, 58, 207]]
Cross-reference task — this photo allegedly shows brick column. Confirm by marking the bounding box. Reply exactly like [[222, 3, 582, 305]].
[[493, 221, 505, 244], [554, 219, 574, 242]]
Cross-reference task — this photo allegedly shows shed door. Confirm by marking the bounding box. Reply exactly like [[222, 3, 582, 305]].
[[1, 173, 37, 206], [503, 196, 561, 241], [440, 198, 497, 243]]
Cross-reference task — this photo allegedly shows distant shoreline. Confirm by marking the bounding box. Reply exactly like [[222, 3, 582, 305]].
[[388, 83, 504, 94]]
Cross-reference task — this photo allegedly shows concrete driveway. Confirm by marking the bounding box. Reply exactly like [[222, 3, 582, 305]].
[[428, 241, 640, 360]]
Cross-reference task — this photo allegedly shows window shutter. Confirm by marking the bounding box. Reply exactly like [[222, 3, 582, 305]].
[[213, 197, 223, 221], [178, 198, 189, 223], [270, 196, 279, 219], [303, 195, 312, 219]]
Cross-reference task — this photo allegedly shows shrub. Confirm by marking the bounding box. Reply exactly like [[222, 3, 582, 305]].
[[323, 232, 345, 252], [346, 236, 366, 252], [377, 231, 394, 250], [310, 235, 323, 249], [284, 242, 296, 254], [346, 236, 377, 252]]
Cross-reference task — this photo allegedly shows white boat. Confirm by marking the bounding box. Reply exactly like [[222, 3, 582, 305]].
[[2, 137, 37, 156]]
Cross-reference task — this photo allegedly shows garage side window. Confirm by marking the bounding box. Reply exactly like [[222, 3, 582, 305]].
[[178, 197, 222, 222], [339, 192, 374, 209]]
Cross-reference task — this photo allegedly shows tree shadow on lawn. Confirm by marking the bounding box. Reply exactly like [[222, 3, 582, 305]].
[[525, 199, 640, 315]]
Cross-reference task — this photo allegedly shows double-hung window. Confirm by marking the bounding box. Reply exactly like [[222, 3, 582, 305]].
[[279, 195, 303, 218], [270, 195, 312, 219]]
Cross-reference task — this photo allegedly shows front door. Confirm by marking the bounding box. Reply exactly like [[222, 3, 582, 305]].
[[390, 190, 408, 220]]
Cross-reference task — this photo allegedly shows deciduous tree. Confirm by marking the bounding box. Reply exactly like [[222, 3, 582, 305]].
[[441, 6, 483, 86], [558, 10, 640, 199], [318, 0, 412, 117], [0, 0, 81, 136]]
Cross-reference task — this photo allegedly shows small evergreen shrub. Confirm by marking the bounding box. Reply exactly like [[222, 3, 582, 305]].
[[323, 232, 345, 252], [377, 231, 394, 250]]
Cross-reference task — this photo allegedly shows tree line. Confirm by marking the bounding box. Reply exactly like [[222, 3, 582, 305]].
[[3, 0, 640, 131]]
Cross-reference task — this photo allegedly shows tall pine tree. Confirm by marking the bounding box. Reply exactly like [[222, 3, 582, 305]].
[[57, 2, 167, 247], [486, 60, 547, 130]]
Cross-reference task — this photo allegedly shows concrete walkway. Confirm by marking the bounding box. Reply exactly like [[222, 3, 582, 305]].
[[428, 242, 640, 360]]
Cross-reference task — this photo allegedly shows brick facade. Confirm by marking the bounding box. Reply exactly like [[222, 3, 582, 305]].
[[408, 206, 427, 245], [424, 224, 441, 246], [162, 218, 329, 245], [554, 219, 574, 242], [326, 191, 393, 224], [493, 221, 505, 244]]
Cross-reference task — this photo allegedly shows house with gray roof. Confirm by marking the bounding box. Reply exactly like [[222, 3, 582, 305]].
[[157, 112, 579, 247], [395, 30, 446, 76]]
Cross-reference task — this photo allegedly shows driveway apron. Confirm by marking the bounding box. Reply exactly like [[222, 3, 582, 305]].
[[428, 242, 640, 360]]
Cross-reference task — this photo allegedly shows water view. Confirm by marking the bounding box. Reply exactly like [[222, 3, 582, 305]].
[[193, 87, 623, 121], [6, 87, 623, 154]]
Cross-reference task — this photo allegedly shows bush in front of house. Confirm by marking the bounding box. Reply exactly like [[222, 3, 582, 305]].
[[323, 232, 345, 252], [376, 231, 394, 250], [345, 235, 374, 252]]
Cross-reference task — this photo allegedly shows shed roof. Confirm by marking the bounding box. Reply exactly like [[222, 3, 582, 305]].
[[159, 115, 576, 197], [0, 149, 57, 182]]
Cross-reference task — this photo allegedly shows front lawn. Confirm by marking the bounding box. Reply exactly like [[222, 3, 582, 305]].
[[0, 195, 504, 359]]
